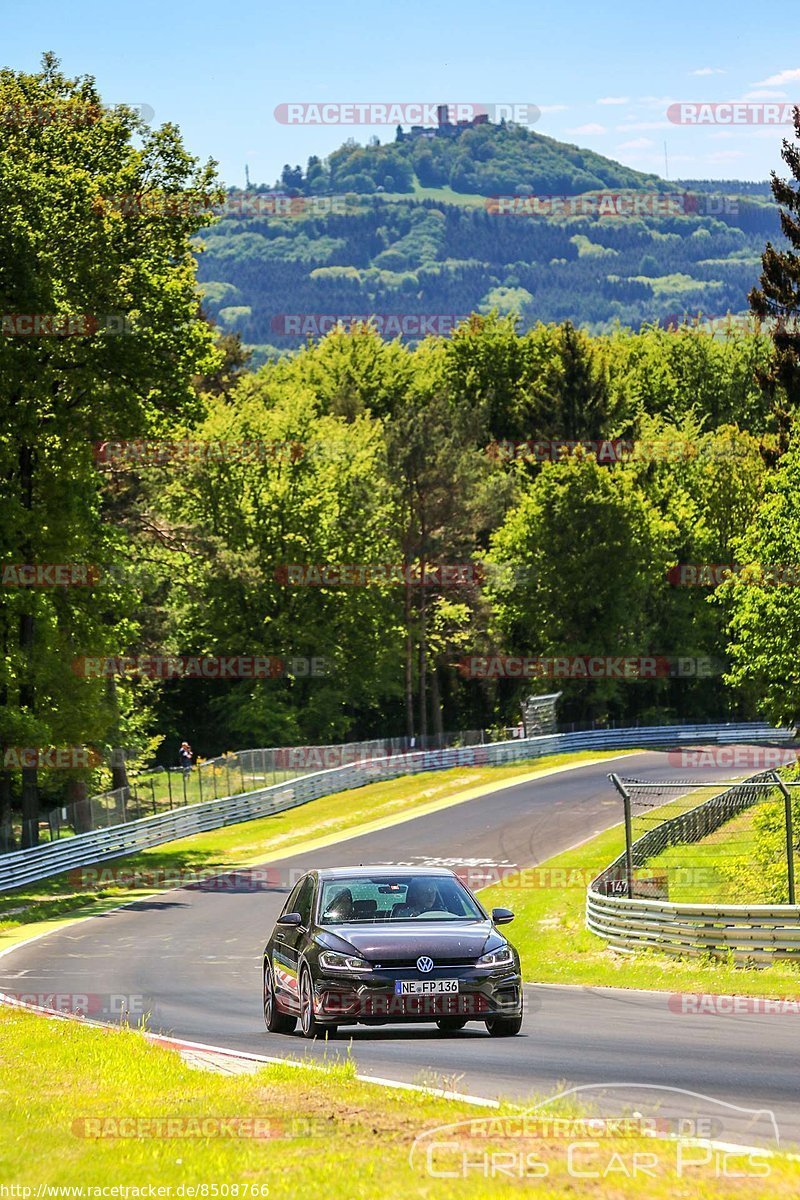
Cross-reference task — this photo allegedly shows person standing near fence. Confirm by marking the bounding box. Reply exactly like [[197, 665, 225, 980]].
[[179, 741, 194, 774]]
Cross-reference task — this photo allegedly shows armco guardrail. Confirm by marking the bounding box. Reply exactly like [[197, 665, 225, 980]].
[[586, 767, 800, 961], [0, 721, 791, 893], [586, 893, 800, 962], [3, 730, 491, 850]]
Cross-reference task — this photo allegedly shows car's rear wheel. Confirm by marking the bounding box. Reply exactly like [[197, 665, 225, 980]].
[[485, 1014, 523, 1036], [299, 966, 333, 1039], [436, 1017, 468, 1032], [263, 962, 296, 1034]]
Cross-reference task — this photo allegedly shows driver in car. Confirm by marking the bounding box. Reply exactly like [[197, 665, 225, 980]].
[[398, 879, 441, 916]]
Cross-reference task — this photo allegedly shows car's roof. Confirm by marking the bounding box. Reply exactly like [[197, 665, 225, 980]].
[[316, 865, 458, 879]]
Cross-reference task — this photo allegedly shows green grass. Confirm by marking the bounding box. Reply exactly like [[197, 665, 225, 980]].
[[0, 751, 629, 943], [633, 273, 723, 296], [376, 184, 489, 206], [480, 814, 800, 997], [3, 1004, 798, 1195], [640, 804, 760, 903]]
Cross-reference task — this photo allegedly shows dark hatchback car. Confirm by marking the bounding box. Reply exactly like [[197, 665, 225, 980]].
[[262, 866, 523, 1038]]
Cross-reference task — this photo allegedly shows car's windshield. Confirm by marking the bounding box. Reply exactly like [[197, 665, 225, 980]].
[[317, 875, 485, 923]]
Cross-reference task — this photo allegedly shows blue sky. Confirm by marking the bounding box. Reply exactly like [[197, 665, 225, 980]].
[[5, 0, 798, 186]]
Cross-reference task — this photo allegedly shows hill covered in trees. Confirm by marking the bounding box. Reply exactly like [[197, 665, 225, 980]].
[[194, 122, 784, 355], [275, 119, 663, 196]]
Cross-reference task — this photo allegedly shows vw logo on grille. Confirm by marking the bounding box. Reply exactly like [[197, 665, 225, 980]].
[[417, 956, 434, 973]]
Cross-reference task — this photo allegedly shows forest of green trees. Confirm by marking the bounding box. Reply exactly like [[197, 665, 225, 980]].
[[195, 121, 783, 351], [3, 58, 800, 842], [198, 189, 782, 351]]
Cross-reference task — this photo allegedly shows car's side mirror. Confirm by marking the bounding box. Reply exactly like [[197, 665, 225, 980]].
[[492, 907, 515, 925], [277, 912, 303, 927]]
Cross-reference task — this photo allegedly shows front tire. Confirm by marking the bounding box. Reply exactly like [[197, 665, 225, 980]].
[[263, 962, 296, 1034], [485, 1014, 522, 1036], [299, 966, 330, 1039], [436, 1017, 468, 1032]]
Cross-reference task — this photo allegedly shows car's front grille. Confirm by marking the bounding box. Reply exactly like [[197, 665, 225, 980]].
[[372, 959, 477, 970]]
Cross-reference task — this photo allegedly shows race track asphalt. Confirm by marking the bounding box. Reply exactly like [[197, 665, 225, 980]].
[[3, 750, 797, 1149]]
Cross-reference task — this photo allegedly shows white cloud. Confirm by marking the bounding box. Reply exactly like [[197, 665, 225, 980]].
[[616, 137, 654, 150], [743, 89, 788, 100], [638, 95, 675, 106], [616, 120, 671, 131], [709, 149, 747, 161], [751, 126, 793, 138], [538, 104, 569, 114], [753, 68, 800, 87], [566, 123, 607, 135], [597, 96, 629, 106], [691, 67, 725, 76]]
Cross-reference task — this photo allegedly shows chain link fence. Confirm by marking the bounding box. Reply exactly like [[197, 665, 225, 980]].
[[597, 765, 800, 904], [0, 730, 487, 850]]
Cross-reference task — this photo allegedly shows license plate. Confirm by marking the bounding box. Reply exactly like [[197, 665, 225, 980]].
[[394, 979, 459, 995]]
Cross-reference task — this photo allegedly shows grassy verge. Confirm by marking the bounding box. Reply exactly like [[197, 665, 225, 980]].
[[480, 817, 800, 997], [642, 804, 757, 903], [0, 751, 629, 945], [2, 1004, 797, 1196]]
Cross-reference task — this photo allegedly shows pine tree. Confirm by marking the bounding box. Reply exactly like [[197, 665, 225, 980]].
[[749, 105, 800, 446]]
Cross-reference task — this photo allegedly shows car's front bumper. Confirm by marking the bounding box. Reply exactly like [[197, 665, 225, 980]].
[[311, 964, 523, 1025]]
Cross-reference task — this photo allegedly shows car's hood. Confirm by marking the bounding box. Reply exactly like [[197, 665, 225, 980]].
[[316, 920, 503, 962]]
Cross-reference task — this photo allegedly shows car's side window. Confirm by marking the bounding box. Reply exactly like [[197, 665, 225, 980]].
[[294, 876, 315, 927], [281, 879, 304, 917]]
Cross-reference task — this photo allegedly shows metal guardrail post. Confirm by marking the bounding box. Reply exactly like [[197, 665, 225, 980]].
[[609, 773, 635, 899], [166, 769, 173, 809], [772, 771, 796, 905]]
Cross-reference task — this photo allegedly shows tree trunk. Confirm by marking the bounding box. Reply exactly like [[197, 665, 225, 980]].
[[110, 747, 130, 821], [418, 567, 428, 741], [68, 776, 92, 835], [110, 746, 129, 790], [20, 765, 38, 848], [430, 659, 445, 746], [404, 575, 414, 739], [0, 664, 12, 851], [18, 445, 39, 847], [105, 677, 130, 819], [0, 768, 14, 852], [19, 611, 38, 848]]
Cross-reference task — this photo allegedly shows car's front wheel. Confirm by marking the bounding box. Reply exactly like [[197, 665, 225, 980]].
[[299, 966, 334, 1039], [263, 962, 296, 1034], [436, 1017, 468, 1032], [485, 1014, 523, 1036]]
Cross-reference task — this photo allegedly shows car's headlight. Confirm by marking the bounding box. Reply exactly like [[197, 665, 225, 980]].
[[477, 944, 514, 968], [319, 950, 372, 972]]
